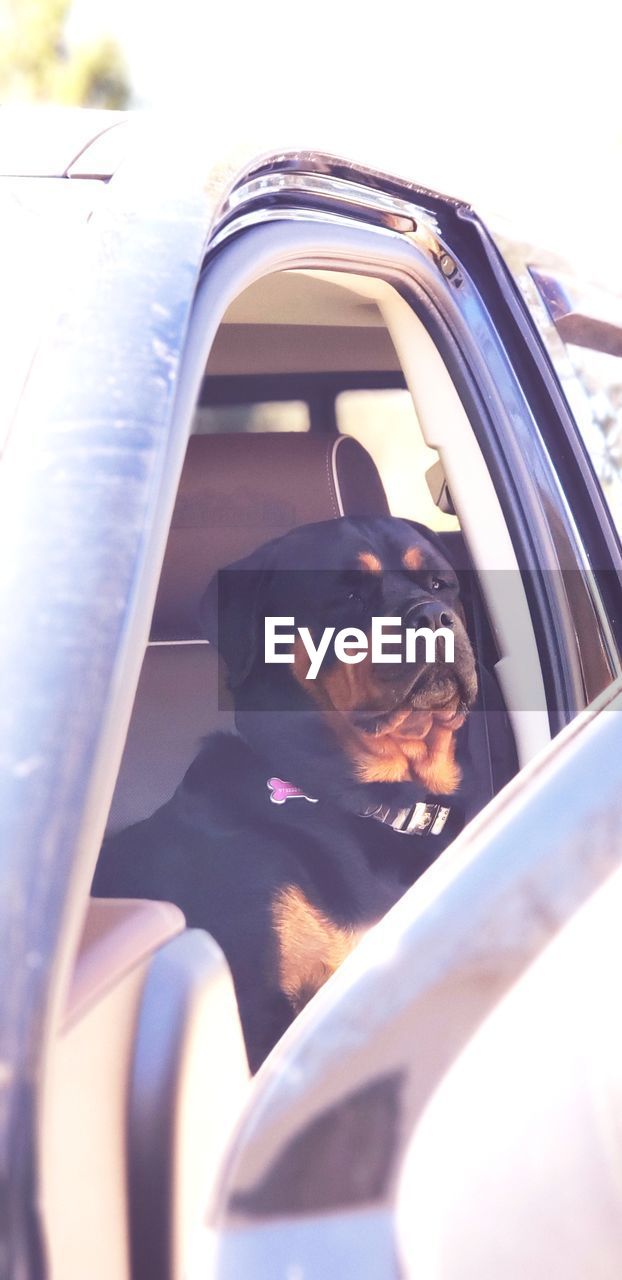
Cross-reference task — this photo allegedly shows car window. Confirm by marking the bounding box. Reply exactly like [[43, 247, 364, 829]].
[[336, 387, 460, 532], [562, 343, 622, 537], [489, 239, 622, 544], [193, 400, 310, 434]]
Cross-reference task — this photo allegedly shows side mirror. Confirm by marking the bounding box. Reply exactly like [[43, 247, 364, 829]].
[[529, 266, 622, 357]]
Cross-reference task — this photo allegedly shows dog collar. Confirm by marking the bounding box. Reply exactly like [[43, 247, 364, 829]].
[[361, 800, 451, 836], [266, 777, 450, 836]]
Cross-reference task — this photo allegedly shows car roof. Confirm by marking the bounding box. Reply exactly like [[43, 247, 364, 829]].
[[0, 105, 131, 177]]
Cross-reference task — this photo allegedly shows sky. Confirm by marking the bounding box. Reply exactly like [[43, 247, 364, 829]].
[[69, 0, 622, 286]]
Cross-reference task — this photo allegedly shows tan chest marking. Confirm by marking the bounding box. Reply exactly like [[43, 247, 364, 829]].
[[272, 884, 364, 1013]]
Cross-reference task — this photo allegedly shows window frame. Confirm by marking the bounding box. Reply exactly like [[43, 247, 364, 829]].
[[176, 215, 611, 727]]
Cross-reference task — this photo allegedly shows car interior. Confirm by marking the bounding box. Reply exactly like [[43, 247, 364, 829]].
[[41, 265, 554, 1280]]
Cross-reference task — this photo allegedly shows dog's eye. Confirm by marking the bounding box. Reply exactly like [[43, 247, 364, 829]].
[[347, 590, 364, 606], [431, 577, 443, 591]]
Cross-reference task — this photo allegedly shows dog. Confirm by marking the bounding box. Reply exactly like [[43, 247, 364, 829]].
[[94, 516, 507, 1071]]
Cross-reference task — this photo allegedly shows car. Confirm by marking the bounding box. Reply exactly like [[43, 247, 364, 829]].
[[1, 107, 622, 1280]]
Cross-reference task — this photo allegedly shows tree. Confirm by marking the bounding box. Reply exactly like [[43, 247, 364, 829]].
[[0, 0, 131, 108]]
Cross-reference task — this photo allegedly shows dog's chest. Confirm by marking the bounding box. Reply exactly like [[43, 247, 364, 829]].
[[266, 806, 437, 1015]]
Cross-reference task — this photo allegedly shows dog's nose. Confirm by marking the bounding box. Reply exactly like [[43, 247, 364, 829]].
[[404, 600, 454, 632]]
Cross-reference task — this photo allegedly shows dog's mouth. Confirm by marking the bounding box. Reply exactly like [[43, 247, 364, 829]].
[[351, 663, 475, 737]]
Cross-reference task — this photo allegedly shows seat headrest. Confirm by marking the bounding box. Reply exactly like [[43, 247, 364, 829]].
[[152, 432, 389, 640]]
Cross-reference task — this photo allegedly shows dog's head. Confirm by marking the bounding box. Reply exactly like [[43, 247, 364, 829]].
[[201, 517, 477, 795]]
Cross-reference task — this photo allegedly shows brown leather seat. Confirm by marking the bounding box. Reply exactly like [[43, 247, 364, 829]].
[[106, 432, 389, 833]]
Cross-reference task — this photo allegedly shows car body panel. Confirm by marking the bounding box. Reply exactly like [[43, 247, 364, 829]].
[[0, 176, 108, 451], [0, 147, 216, 1276], [0, 106, 127, 178]]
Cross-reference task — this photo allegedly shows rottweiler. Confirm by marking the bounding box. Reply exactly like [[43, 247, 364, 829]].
[[94, 516, 513, 1070]]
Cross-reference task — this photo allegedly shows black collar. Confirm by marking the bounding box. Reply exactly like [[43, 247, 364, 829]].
[[361, 799, 452, 836]]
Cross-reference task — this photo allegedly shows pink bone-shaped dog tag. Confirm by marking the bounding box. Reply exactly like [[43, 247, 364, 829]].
[[267, 777, 318, 805]]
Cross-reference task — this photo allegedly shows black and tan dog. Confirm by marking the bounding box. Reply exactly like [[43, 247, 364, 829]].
[[94, 517, 508, 1070]]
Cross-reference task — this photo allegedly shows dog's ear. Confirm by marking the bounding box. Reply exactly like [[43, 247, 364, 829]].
[[199, 542, 279, 689]]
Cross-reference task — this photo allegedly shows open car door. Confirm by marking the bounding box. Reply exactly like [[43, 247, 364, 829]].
[[200, 677, 622, 1279]]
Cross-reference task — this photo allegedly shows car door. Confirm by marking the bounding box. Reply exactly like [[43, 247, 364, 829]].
[[198, 674, 622, 1279], [195, 152, 622, 724]]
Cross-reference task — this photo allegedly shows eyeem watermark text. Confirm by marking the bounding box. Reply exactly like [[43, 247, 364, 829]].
[[265, 617, 455, 680]]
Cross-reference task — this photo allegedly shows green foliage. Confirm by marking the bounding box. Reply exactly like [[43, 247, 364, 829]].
[[0, 0, 130, 108]]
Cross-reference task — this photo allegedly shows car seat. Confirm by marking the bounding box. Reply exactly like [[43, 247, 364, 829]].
[[106, 432, 389, 833]]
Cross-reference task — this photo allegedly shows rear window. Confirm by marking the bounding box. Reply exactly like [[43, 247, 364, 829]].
[[193, 400, 310, 434]]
